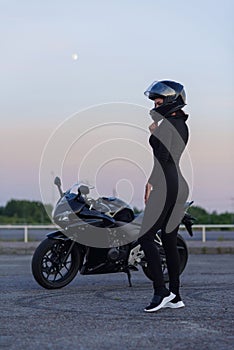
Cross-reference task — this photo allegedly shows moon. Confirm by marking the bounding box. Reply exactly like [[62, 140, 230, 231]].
[[72, 53, 78, 61]]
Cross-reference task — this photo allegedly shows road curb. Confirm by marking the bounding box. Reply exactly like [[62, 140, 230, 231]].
[[187, 241, 234, 254], [0, 242, 40, 255], [0, 241, 234, 255], [188, 246, 234, 254]]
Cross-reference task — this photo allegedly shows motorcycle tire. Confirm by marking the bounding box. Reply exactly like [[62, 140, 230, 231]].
[[142, 234, 188, 283], [32, 238, 81, 289]]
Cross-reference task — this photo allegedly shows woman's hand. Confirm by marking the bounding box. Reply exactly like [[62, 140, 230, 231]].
[[144, 182, 153, 204], [149, 122, 158, 134]]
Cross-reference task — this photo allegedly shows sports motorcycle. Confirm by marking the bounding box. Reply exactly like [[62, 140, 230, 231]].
[[32, 177, 195, 289]]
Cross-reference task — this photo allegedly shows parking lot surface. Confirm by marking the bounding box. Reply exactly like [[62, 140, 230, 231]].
[[0, 254, 233, 350]]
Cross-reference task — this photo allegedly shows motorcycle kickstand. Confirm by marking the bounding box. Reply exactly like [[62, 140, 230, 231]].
[[125, 268, 132, 287]]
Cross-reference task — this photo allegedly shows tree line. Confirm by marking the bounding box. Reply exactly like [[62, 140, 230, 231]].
[[0, 200, 53, 224], [0, 199, 233, 225], [186, 206, 234, 225]]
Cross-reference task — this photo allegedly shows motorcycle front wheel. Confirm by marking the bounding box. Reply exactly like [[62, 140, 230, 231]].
[[142, 234, 188, 283], [31, 238, 81, 289]]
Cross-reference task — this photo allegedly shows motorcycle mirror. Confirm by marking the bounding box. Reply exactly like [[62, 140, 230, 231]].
[[54, 176, 61, 186], [54, 176, 63, 197], [78, 185, 90, 196]]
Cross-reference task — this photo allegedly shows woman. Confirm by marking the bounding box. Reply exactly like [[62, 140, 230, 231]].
[[138, 80, 189, 312]]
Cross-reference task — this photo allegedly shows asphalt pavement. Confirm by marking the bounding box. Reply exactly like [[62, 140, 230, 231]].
[[0, 254, 233, 350]]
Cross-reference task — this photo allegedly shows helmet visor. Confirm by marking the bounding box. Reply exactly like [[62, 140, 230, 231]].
[[144, 81, 176, 99]]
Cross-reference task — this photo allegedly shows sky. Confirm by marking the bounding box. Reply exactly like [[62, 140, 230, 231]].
[[0, 0, 233, 213]]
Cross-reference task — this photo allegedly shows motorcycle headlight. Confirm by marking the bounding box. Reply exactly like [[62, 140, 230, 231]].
[[55, 211, 72, 222]]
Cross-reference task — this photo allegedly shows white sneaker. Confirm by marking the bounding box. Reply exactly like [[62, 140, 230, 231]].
[[144, 292, 176, 312], [163, 300, 185, 309]]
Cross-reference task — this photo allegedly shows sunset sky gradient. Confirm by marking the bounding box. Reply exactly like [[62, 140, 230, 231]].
[[0, 0, 233, 213]]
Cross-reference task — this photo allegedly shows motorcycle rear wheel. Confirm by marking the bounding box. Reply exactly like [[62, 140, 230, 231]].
[[32, 238, 81, 289], [142, 234, 188, 283]]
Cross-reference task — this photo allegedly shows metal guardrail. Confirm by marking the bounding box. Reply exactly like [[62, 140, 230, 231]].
[[0, 225, 57, 243], [180, 224, 234, 243], [0, 224, 234, 243]]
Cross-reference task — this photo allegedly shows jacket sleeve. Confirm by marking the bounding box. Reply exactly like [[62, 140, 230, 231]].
[[148, 158, 158, 186], [148, 126, 173, 185], [156, 126, 173, 163]]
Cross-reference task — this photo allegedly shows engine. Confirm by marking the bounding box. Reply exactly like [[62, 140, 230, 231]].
[[107, 247, 128, 262]]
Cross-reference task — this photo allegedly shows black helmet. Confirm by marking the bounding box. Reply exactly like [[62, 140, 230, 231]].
[[144, 80, 186, 117]]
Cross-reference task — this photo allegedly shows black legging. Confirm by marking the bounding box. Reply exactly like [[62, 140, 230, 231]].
[[138, 159, 189, 295], [138, 190, 181, 296], [139, 222, 180, 295]]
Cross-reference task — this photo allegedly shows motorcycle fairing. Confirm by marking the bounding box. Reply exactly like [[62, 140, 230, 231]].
[[47, 231, 71, 241]]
